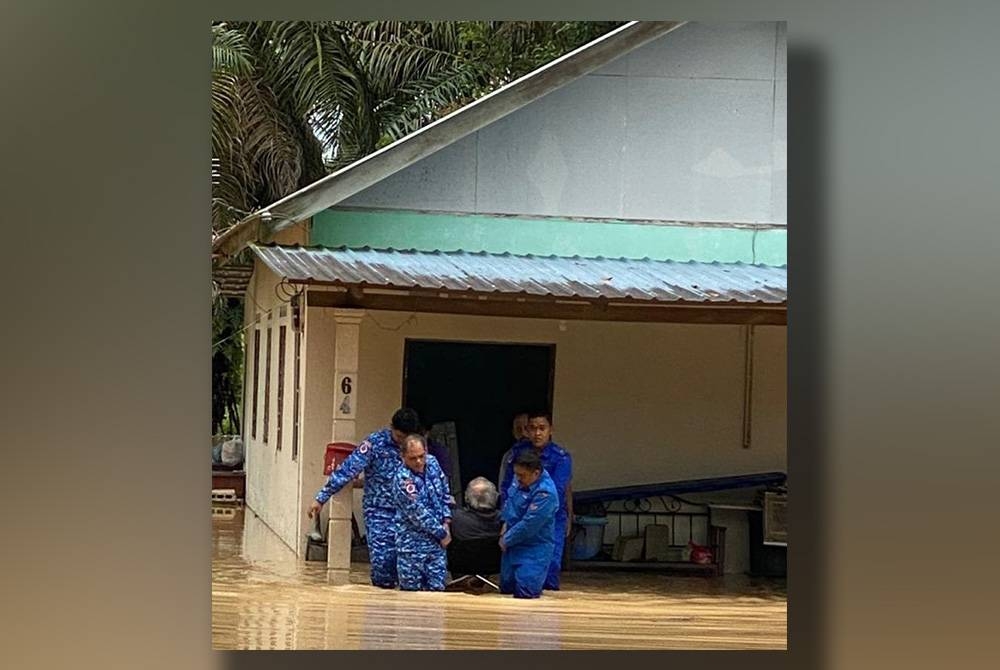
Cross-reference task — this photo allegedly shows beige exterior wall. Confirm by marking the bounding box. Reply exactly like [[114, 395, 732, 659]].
[[345, 310, 786, 490], [242, 260, 305, 553]]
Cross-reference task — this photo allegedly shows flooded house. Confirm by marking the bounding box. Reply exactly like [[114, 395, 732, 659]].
[[212, 21, 788, 584]]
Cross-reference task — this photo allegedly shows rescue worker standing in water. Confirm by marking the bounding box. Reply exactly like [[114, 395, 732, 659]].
[[392, 433, 452, 591], [499, 450, 558, 599], [497, 411, 529, 488], [308, 408, 446, 589], [499, 409, 573, 590]]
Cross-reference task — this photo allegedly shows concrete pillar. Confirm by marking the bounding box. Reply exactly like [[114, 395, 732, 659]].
[[327, 308, 364, 582]]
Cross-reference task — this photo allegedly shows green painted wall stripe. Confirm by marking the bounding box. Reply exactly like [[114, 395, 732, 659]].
[[753, 229, 788, 267], [311, 209, 786, 266]]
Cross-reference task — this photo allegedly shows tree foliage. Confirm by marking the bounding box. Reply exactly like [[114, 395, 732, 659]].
[[212, 296, 244, 435], [210, 21, 624, 434]]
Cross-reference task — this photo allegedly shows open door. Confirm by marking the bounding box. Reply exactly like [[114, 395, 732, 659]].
[[403, 339, 554, 493]]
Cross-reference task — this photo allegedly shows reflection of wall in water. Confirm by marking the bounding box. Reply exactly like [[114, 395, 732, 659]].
[[359, 600, 444, 649], [322, 601, 355, 649], [499, 608, 564, 650], [238, 600, 297, 650], [444, 608, 502, 649]]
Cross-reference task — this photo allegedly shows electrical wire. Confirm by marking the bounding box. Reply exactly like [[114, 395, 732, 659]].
[[365, 312, 417, 331], [211, 307, 275, 351], [212, 283, 302, 351], [275, 278, 303, 302]]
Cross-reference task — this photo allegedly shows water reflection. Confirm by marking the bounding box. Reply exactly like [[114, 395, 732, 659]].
[[212, 506, 786, 650], [498, 606, 564, 650]]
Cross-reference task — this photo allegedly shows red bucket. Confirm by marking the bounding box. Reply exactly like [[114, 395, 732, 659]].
[[323, 442, 356, 475]]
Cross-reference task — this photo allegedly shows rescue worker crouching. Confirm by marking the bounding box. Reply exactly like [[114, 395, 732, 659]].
[[499, 450, 558, 599], [499, 409, 573, 590]]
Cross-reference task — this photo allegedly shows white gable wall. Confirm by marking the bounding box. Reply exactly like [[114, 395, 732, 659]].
[[341, 22, 787, 225]]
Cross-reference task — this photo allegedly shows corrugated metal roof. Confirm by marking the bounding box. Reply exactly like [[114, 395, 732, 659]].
[[251, 245, 786, 305]]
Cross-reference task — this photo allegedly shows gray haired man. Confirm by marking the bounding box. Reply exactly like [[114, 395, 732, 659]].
[[450, 477, 503, 542], [446, 477, 504, 592]]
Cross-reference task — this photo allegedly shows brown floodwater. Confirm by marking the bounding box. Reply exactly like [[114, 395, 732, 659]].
[[212, 506, 787, 650]]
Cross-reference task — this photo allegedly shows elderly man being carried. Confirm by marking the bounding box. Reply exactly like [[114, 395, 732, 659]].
[[447, 477, 504, 592]]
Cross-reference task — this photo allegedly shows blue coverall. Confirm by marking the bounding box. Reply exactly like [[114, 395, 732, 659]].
[[315, 429, 449, 588], [391, 455, 452, 591], [500, 469, 558, 599], [500, 440, 572, 590]]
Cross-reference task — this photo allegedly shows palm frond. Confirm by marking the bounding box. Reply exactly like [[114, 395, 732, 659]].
[[375, 63, 490, 142], [212, 25, 254, 77]]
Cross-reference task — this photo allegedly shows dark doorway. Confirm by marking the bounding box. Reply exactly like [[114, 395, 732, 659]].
[[403, 340, 554, 492]]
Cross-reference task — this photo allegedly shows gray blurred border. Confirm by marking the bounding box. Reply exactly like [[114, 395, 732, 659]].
[[3, 1, 999, 670]]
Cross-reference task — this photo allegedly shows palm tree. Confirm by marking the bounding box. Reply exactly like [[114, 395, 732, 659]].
[[211, 20, 493, 433], [211, 21, 623, 234], [211, 21, 502, 234], [210, 21, 623, 434]]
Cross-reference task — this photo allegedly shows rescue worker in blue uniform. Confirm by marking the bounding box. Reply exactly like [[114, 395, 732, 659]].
[[308, 408, 431, 588], [392, 434, 453, 591], [497, 411, 529, 487], [500, 449, 558, 598], [499, 409, 573, 590]]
